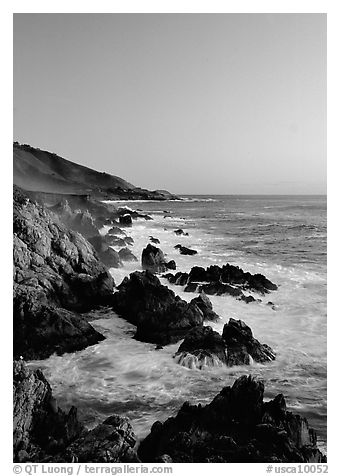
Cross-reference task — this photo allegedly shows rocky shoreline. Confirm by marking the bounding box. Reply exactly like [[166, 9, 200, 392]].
[[13, 184, 326, 462]]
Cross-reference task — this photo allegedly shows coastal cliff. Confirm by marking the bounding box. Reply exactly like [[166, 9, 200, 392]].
[[13, 186, 114, 360], [13, 142, 178, 200]]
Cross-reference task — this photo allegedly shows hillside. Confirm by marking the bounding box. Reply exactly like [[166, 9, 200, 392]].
[[13, 142, 177, 200]]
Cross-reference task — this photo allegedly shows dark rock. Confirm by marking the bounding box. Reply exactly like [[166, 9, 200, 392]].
[[13, 187, 114, 359], [184, 282, 201, 293], [119, 214, 133, 227], [138, 375, 326, 463], [141, 244, 168, 273], [149, 236, 160, 244], [174, 245, 198, 255], [118, 247, 138, 262], [166, 260, 176, 270], [173, 316, 274, 370], [223, 318, 276, 364], [117, 207, 152, 221], [174, 229, 189, 236], [111, 271, 204, 345], [190, 292, 220, 322], [61, 415, 139, 463], [98, 248, 122, 268], [174, 326, 227, 369], [166, 263, 278, 298], [188, 266, 206, 282], [163, 272, 189, 286]]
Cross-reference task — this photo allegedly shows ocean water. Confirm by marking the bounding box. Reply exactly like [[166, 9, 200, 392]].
[[29, 195, 327, 452]]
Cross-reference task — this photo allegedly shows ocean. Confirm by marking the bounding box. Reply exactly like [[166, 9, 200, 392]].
[[29, 195, 327, 452]]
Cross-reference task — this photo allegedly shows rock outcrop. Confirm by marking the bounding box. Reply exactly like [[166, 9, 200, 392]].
[[174, 318, 275, 370], [13, 186, 114, 359], [111, 271, 204, 345], [223, 318, 276, 366], [13, 361, 139, 463], [190, 292, 220, 322], [138, 375, 326, 463], [141, 244, 176, 273], [174, 326, 227, 369], [163, 263, 277, 302]]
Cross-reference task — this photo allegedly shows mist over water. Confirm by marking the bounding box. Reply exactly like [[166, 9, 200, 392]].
[[29, 195, 327, 452]]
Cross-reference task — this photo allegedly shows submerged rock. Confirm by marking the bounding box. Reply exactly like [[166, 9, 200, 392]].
[[138, 375, 326, 463], [174, 244, 198, 255], [111, 271, 204, 345]]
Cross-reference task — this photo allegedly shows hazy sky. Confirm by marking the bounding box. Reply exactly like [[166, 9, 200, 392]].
[[13, 14, 326, 194]]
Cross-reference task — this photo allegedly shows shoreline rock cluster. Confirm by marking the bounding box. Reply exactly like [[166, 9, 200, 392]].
[[163, 263, 278, 304]]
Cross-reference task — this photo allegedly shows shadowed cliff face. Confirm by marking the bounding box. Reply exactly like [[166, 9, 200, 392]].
[[13, 186, 115, 360], [13, 142, 178, 200]]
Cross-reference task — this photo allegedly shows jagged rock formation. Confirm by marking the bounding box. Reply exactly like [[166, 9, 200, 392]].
[[138, 375, 326, 463], [13, 186, 114, 359], [174, 318, 275, 369], [13, 361, 139, 463], [141, 244, 176, 273], [174, 326, 228, 369], [111, 271, 206, 345], [163, 263, 277, 303], [190, 292, 220, 322], [223, 318, 276, 366]]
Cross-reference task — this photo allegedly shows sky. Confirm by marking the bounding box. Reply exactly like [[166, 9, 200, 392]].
[[13, 13, 326, 195]]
